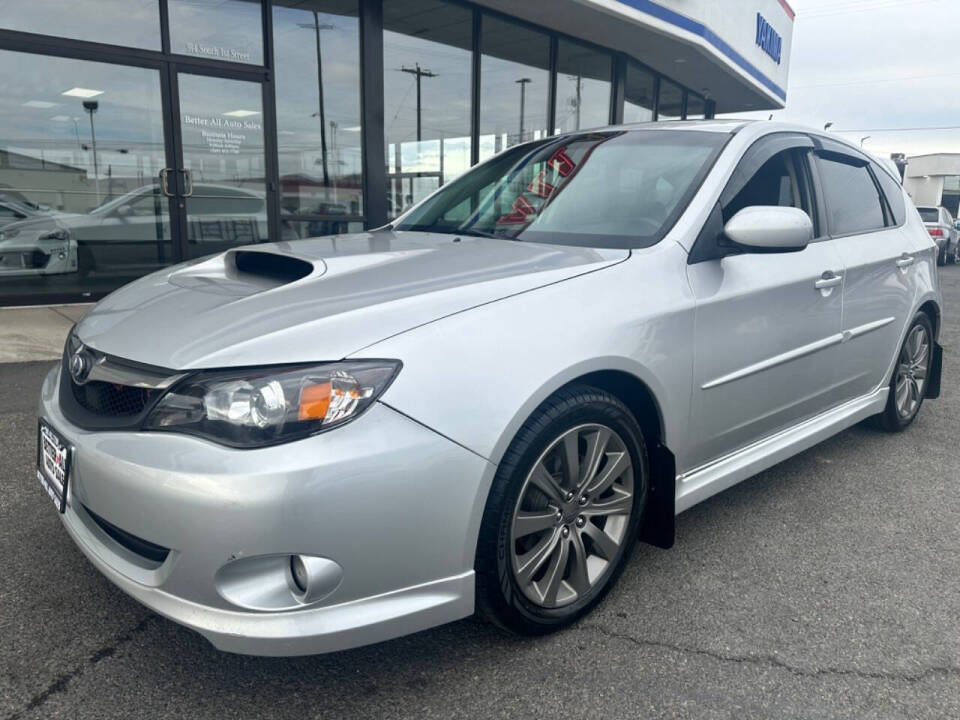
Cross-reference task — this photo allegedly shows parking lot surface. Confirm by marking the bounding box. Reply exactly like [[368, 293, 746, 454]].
[[2, 269, 959, 720]]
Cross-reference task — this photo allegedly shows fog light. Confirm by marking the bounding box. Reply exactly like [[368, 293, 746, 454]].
[[288, 554, 343, 603], [290, 555, 309, 593]]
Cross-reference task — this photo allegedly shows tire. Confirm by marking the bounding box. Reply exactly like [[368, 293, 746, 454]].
[[937, 247, 946, 266], [873, 312, 934, 432], [475, 385, 648, 635], [951, 243, 959, 264]]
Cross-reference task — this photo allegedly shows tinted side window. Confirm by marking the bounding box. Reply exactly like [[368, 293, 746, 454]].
[[817, 156, 885, 235], [871, 162, 905, 226]]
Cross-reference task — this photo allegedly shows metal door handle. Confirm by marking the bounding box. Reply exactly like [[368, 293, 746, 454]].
[[814, 272, 843, 290], [180, 169, 194, 198], [896, 255, 915, 269], [159, 168, 174, 197]]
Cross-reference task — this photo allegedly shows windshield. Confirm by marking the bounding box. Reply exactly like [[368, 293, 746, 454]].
[[917, 207, 939, 223], [393, 129, 728, 249]]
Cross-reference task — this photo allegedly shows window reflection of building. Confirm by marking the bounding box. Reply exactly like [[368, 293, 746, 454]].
[[555, 40, 612, 134], [383, 0, 472, 218]]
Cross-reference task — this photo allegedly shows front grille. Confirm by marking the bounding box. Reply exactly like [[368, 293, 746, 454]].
[[71, 380, 155, 417], [85, 506, 170, 564]]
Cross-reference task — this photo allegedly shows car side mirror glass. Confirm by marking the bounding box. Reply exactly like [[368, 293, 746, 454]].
[[723, 206, 813, 253]]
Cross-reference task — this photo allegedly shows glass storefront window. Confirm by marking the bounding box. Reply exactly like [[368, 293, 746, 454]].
[[0, 50, 170, 300], [176, 73, 268, 258], [686, 93, 705, 120], [273, 0, 362, 219], [657, 78, 684, 121], [281, 217, 364, 240], [554, 39, 611, 134], [169, 0, 264, 65], [623, 62, 655, 124], [0, 0, 160, 49], [478, 16, 550, 162], [383, 0, 473, 218]]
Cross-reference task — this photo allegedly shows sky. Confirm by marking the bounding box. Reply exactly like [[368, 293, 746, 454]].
[[729, 0, 960, 158]]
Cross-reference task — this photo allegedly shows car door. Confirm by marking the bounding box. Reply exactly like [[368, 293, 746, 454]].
[[815, 147, 920, 402], [685, 135, 846, 471]]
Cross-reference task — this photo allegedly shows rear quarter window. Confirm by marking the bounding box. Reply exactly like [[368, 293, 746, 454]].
[[871, 162, 906, 226]]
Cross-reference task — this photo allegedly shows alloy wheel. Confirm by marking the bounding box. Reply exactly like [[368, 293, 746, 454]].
[[509, 424, 634, 609], [894, 324, 930, 419]]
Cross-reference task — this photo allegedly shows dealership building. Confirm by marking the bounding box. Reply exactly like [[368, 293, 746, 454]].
[[0, 0, 793, 306]]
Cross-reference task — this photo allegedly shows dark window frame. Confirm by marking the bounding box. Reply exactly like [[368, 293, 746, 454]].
[[812, 149, 889, 239]]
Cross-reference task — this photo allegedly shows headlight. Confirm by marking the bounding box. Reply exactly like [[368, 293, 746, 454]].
[[40, 229, 69, 242], [143, 361, 401, 448]]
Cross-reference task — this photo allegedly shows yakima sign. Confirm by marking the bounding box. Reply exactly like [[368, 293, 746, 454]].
[[755, 13, 782, 65]]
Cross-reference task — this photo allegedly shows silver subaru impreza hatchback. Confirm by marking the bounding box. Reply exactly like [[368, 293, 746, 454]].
[[37, 120, 943, 655]]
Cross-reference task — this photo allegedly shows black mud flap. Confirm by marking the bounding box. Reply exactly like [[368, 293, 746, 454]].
[[640, 443, 675, 549], [926, 342, 943, 399]]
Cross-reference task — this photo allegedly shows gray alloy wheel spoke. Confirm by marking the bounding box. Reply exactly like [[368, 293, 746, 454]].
[[562, 432, 580, 488], [578, 428, 610, 491], [538, 536, 570, 606], [515, 530, 560, 586], [567, 532, 591, 597], [529, 462, 565, 504], [513, 509, 559, 539], [510, 423, 635, 609], [580, 521, 620, 561], [586, 487, 633, 517], [584, 450, 630, 496]]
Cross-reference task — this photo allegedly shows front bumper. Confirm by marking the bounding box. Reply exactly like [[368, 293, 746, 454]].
[[39, 365, 492, 655]]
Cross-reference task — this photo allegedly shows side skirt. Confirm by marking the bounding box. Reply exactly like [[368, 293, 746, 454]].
[[675, 388, 889, 514]]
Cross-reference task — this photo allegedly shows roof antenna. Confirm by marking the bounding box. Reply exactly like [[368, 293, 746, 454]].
[[768, 114, 773, 120]]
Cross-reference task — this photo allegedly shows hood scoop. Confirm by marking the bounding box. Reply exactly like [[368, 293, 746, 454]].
[[168, 250, 323, 297]]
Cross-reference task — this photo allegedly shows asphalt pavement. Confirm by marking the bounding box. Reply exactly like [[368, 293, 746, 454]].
[[2, 269, 959, 719]]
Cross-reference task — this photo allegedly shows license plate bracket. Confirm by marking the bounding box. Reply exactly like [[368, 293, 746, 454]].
[[37, 419, 71, 513]]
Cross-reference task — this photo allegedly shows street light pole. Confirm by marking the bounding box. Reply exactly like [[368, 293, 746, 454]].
[[400, 63, 437, 143], [299, 15, 335, 188], [83, 100, 101, 205], [515, 78, 531, 142], [860, 135, 871, 148]]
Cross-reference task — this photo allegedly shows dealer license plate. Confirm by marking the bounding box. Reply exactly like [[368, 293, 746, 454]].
[[37, 419, 71, 513]]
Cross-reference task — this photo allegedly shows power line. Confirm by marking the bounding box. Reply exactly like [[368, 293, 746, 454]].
[[832, 125, 960, 133], [800, 0, 940, 18], [791, 70, 960, 90]]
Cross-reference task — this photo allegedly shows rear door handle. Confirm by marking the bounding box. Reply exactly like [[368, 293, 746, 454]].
[[896, 254, 915, 269], [814, 271, 843, 290]]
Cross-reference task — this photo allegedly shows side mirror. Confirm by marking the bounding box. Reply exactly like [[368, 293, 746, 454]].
[[117, 204, 133, 217], [723, 206, 813, 252]]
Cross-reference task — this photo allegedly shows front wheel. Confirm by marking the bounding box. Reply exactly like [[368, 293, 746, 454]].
[[874, 313, 933, 432], [475, 386, 647, 635]]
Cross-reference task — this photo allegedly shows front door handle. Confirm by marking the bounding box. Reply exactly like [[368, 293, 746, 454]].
[[896, 254, 915, 269], [159, 168, 174, 197], [814, 271, 843, 290]]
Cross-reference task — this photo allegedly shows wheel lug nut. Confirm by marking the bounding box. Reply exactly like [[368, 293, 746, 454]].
[[578, 495, 588, 505], [555, 510, 563, 522], [561, 526, 570, 537], [564, 491, 574, 502], [576, 516, 586, 528]]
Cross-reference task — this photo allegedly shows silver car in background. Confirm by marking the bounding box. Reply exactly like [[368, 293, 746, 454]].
[[36, 121, 943, 656], [916, 205, 958, 265]]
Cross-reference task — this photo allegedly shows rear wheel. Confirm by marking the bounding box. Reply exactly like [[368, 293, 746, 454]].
[[475, 386, 647, 634], [937, 246, 946, 266], [874, 313, 933, 432]]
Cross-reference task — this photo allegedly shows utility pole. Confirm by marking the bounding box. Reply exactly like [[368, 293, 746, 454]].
[[400, 63, 437, 143], [82, 100, 100, 204], [516, 78, 531, 142], [299, 15, 335, 187]]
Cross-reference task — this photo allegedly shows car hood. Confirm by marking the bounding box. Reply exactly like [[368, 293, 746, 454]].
[[75, 230, 627, 369]]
